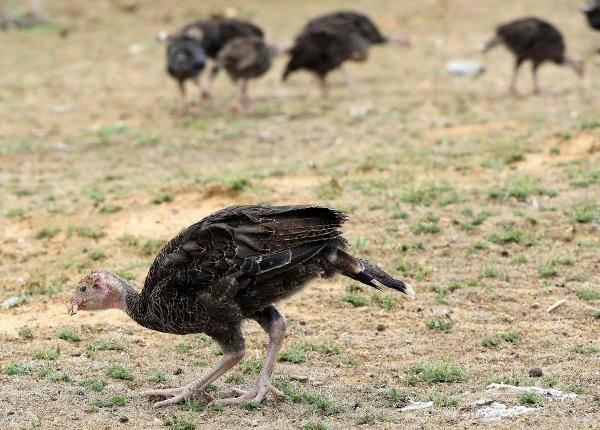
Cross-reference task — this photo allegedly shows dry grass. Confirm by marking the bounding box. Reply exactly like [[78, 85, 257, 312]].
[[0, 0, 599, 429]]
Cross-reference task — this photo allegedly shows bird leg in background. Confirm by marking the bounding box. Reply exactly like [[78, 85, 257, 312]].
[[142, 331, 246, 408], [531, 63, 542, 95], [214, 305, 285, 406], [509, 59, 523, 96], [178, 80, 189, 113], [318, 76, 329, 98], [230, 79, 248, 114], [340, 66, 354, 86], [202, 63, 219, 99]]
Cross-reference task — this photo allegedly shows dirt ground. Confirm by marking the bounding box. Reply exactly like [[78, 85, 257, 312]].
[[0, 0, 599, 429]]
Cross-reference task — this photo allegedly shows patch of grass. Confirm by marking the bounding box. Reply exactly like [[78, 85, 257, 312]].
[[18, 326, 34, 340], [316, 179, 342, 200], [410, 221, 441, 235], [141, 239, 165, 256], [118, 234, 139, 246], [176, 341, 196, 353], [75, 226, 105, 239], [431, 285, 448, 304], [57, 329, 80, 342], [569, 167, 600, 188], [241, 400, 261, 410], [106, 364, 133, 380], [538, 262, 558, 279], [401, 181, 457, 207], [84, 378, 107, 391], [278, 349, 306, 363], [428, 389, 458, 407], [371, 293, 396, 310], [480, 335, 500, 347], [341, 293, 367, 307], [565, 385, 584, 394], [99, 203, 122, 214], [569, 200, 599, 223], [225, 177, 251, 193], [407, 360, 467, 383], [4, 363, 28, 376], [519, 392, 541, 405], [576, 288, 600, 301], [152, 372, 167, 383], [395, 259, 429, 281], [502, 329, 520, 343], [488, 224, 536, 247], [382, 387, 409, 406], [35, 227, 60, 239], [87, 341, 126, 353], [89, 395, 127, 409], [454, 209, 492, 231], [480, 266, 506, 280], [426, 316, 453, 332], [488, 176, 556, 202], [571, 344, 598, 354], [237, 357, 262, 375], [280, 382, 343, 415], [34, 349, 59, 360], [152, 193, 174, 204], [40, 368, 71, 382], [6, 208, 25, 218]]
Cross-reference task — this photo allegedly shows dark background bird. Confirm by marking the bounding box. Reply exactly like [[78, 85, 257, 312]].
[[180, 17, 264, 99], [581, 1, 600, 53], [68, 205, 413, 408], [282, 10, 409, 95], [282, 28, 370, 97], [165, 34, 206, 112], [217, 35, 279, 114], [481, 17, 584, 95]]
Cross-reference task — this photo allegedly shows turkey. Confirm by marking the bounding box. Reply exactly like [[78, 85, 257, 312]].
[[582, 1, 600, 30], [481, 17, 584, 95], [217, 36, 278, 114], [165, 35, 206, 112], [282, 28, 371, 97], [581, 1, 600, 53], [69, 205, 413, 408], [180, 17, 264, 99], [299, 10, 410, 85]]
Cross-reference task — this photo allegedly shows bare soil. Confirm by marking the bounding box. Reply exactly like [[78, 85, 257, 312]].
[[0, 1, 599, 429]]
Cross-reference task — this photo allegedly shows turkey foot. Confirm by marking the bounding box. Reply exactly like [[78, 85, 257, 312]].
[[214, 377, 284, 406]]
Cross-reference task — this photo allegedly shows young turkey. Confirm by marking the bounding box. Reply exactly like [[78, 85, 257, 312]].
[[300, 10, 410, 85], [165, 35, 206, 111], [217, 35, 278, 114], [282, 28, 370, 97], [581, 1, 600, 53], [69, 205, 413, 408], [180, 17, 264, 99], [481, 17, 584, 95]]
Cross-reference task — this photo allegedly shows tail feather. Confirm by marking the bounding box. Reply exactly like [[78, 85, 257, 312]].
[[329, 249, 415, 298]]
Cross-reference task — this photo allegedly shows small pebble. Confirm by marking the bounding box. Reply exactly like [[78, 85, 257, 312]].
[[290, 375, 309, 383], [528, 368, 543, 378], [299, 320, 306, 325], [376, 324, 386, 332], [174, 368, 183, 375], [501, 250, 510, 257], [119, 416, 129, 423]]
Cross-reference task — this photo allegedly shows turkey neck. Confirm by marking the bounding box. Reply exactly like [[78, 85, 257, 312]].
[[118, 279, 145, 323]]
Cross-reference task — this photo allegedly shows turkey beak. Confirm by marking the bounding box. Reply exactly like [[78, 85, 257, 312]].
[[68, 299, 78, 316]]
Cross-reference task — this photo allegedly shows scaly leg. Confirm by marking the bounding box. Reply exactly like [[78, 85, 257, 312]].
[[509, 58, 523, 96], [215, 305, 286, 406], [340, 65, 354, 86], [178, 80, 189, 113], [202, 63, 219, 100], [318, 76, 329, 98], [532, 63, 542, 95], [230, 79, 248, 115], [143, 330, 245, 408]]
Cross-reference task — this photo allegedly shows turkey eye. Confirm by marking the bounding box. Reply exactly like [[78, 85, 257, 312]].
[[79, 285, 87, 293]]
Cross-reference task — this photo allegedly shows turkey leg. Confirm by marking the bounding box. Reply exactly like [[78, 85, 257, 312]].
[[142, 330, 246, 408], [215, 305, 285, 405]]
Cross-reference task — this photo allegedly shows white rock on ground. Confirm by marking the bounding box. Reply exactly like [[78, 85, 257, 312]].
[[1, 295, 27, 309], [486, 383, 577, 400], [473, 401, 538, 421], [400, 401, 434, 412]]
